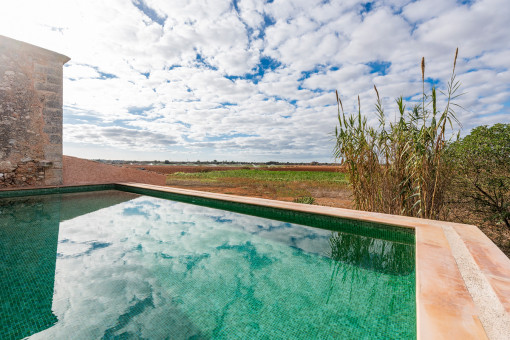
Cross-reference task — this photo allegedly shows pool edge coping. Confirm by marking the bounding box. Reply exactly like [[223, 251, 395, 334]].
[[2, 182, 510, 339]]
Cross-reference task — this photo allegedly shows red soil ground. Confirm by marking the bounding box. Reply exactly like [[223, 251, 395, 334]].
[[63, 156, 167, 186]]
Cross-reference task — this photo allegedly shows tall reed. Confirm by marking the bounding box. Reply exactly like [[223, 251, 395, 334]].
[[334, 49, 461, 219]]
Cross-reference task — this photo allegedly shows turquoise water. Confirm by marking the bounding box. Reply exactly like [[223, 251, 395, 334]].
[[0, 190, 416, 339]]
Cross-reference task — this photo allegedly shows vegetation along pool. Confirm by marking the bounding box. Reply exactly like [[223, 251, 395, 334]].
[[0, 187, 416, 339]]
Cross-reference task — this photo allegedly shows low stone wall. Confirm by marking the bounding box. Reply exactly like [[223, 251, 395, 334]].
[[0, 35, 69, 188], [0, 158, 46, 186]]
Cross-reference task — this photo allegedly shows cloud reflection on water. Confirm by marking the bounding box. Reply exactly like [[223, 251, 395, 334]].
[[22, 192, 416, 339]]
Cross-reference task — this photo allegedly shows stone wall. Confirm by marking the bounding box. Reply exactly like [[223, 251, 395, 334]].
[[0, 35, 69, 188]]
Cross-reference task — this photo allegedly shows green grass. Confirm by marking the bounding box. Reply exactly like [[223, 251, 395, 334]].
[[293, 196, 316, 204], [168, 169, 348, 183]]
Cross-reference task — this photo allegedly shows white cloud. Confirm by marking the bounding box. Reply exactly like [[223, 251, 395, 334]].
[[343, 8, 412, 63], [402, 0, 458, 22], [0, 0, 508, 161], [64, 124, 178, 150]]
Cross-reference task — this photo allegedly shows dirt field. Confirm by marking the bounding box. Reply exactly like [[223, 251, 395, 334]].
[[165, 178, 353, 209], [63, 158, 352, 209], [124, 164, 344, 174], [164, 168, 352, 208], [121, 164, 352, 209]]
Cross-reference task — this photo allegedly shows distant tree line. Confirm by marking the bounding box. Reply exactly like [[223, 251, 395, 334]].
[[95, 159, 335, 166]]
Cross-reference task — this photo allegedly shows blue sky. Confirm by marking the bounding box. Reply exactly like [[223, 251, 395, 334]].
[[1, 0, 509, 161]]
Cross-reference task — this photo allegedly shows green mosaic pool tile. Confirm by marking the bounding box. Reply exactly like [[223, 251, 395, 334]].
[[0, 195, 61, 339], [0, 184, 115, 199]]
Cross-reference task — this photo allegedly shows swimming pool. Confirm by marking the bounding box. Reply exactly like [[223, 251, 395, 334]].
[[0, 187, 416, 339]]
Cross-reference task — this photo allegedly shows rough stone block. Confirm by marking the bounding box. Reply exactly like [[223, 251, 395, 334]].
[[51, 161, 62, 169], [45, 99, 62, 109], [49, 134, 62, 144], [43, 108, 62, 119], [46, 74, 62, 85], [44, 169, 63, 185], [45, 67, 61, 78], [43, 126, 61, 134], [43, 144, 61, 155], [34, 64, 49, 74], [0, 161, 16, 172], [38, 160, 53, 168], [35, 82, 60, 93]]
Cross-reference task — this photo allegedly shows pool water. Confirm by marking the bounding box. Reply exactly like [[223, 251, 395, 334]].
[[0, 190, 416, 339]]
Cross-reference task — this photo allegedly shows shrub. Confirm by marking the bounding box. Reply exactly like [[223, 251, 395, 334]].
[[447, 124, 510, 228], [334, 49, 461, 219], [293, 196, 316, 204]]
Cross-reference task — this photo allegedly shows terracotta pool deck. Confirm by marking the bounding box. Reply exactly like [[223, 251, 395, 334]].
[[2, 182, 509, 339]]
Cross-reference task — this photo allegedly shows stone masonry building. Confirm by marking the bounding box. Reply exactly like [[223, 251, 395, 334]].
[[0, 35, 69, 187]]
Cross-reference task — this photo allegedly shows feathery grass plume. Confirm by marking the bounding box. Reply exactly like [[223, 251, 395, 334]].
[[336, 90, 344, 114], [421, 57, 425, 125], [421, 57, 425, 81], [334, 50, 462, 219], [453, 47, 458, 70]]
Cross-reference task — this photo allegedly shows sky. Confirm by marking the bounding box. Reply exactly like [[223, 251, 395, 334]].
[[1, 0, 509, 162]]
